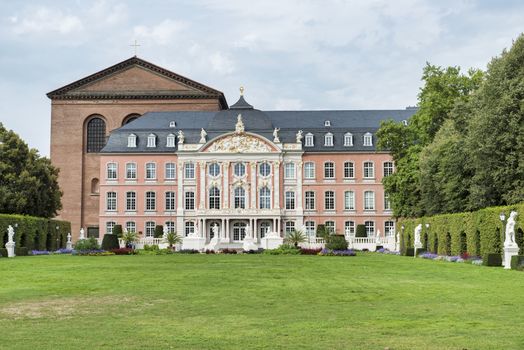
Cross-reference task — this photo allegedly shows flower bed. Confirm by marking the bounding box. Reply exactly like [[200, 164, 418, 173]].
[[419, 252, 483, 265], [30, 248, 73, 255], [376, 248, 400, 255], [72, 250, 114, 256], [300, 248, 322, 255], [319, 249, 356, 256]]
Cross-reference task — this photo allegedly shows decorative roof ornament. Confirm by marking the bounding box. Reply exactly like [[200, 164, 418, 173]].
[[177, 130, 185, 144], [235, 114, 245, 134], [273, 128, 280, 143], [199, 128, 207, 143], [239, 86, 244, 96], [296, 130, 303, 143]]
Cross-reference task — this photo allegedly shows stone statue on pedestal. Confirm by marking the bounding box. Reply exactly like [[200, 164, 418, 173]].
[[162, 225, 169, 240], [79, 227, 85, 240], [177, 130, 185, 144], [7, 225, 15, 243], [296, 130, 303, 143], [199, 128, 207, 144], [212, 224, 220, 241], [6, 225, 15, 258], [505, 211, 518, 246], [414, 224, 422, 246], [273, 128, 280, 143], [66, 233, 73, 250], [235, 114, 245, 134]]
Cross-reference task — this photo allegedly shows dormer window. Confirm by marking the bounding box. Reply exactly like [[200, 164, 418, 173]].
[[147, 134, 156, 148], [344, 132, 353, 147], [305, 133, 314, 147], [169, 121, 176, 128], [166, 133, 176, 147], [127, 134, 137, 148], [363, 132, 373, 146], [324, 120, 331, 127], [324, 132, 333, 147]]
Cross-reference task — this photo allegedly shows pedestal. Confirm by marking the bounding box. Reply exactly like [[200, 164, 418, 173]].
[[414, 242, 423, 257], [5, 242, 15, 258], [182, 236, 206, 251], [503, 244, 519, 269], [260, 233, 283, 250], [242, 237, 258, 251], [205, 237, 221, 251], [66, 242, 73, 250]]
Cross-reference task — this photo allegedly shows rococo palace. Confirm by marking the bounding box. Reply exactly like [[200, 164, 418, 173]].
[[48, 56, 416, 250]]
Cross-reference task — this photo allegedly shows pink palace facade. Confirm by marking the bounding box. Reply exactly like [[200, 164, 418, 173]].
[[99, 92, 416, 248]]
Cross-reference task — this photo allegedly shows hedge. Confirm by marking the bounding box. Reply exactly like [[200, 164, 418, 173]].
[[0, 213, 71, 251], [510, 255, 524, 270], [398, 203, 524, 257]]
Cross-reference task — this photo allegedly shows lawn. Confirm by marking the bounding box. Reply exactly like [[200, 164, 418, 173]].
[[1, 253, 524, 349]]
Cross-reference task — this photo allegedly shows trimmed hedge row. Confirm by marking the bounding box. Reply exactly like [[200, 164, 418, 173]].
[[398, 203, 524, 257], [0, 213, 71, 251]]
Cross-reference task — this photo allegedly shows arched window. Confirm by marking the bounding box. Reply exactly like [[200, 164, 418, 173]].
[[127, 134, 137, 148], [147, 134, 156, 148], [364, 191, 375, 210], [304, 162, 315, 179], [122, 114, 141, 126], [324, 162, 335, 179], [209, 187, 221, 209], [259, 186, 271, 209], [344, 161, 354, 178], [86, 117, 106, 153], [166, 133, 176, 148], [234, 187, 246, 209], [233, 222, 247, 241], [344, 132, 353, 146], [305, 133, 314, 147], [324, 132, 333, 147], [363, 161, 375, 178], [363, 132, 373, 146]]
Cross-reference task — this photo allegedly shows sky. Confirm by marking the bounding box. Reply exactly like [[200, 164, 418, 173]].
[[1, 0, 524, 156]]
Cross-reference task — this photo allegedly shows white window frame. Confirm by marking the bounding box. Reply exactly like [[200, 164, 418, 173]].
[[145, 221, 155, 237], [324, 191, 335, 210], [363, 161, 375, 179], [285, 221, 296, 234], [383, 161, 394, 177], [385, 221, 395, 237], [125, 163, 137, 180], [185, 162, 195, 179], [304, 162, 315, 179], [145, 162, 156, 180], [324, 132, 333, 147], [384, 192, 391, 211], [147, 134, 156, 148], [126, 191, 136, 211], [284, 162, 296, 179], [125, 221, 136, 233], [234, 163, 246, 177], [106, 163, 117, 180], [344, 161, 354, 179], [185, 221, 195, 237], [345, 221, 355, 236], [165, 162, 176, 180], [127, 134, 137, 148], [365, 221, 375, 236], [364, 191, 375, 210], [209, 187, 221, 210], [344, 190, 355, 210], [106, 191, 117, 211], [285, 191, 295, 210], [106, 221, 116, 234], [305, 133, 314, 147], [259, 187, 271, 209], [324, 162, 335, 179], [363, 132, 373, 146], [165, 221, 176, 234], [325, 221, 335, 234], [185, 191, 195, 210], [166, 133, 176, 148], [259, 162, 271, 177], [234, 187, 246, 209], [145, 191, 156, 211], [165, 191, 176, 211], [305, 191, 315, 210], [344, 132, 353, 146], [209, 163, 220, 177], [305, 221, 315, 236], [324, 120, 331, 127]]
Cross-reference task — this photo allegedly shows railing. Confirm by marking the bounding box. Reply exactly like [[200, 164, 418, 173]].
[[299, 237, 326, 249], [117, 238, 168, 249]]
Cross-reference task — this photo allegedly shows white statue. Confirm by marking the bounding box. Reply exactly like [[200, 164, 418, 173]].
[[163, 225, 169, 239], [199, 128, 207, 143], [244, 224, 252, 240], [505, 211, 518, 246], [375, 229, 381, 244], [177, 130, 185, 144], [7, 225, 15, 243], [414, 224, 422, 245], [79, 227, 85, 240], [66, 232, 73, 250], [273, 128, 280, 143], [67, 233, 72, 243], [296, 130, 303, 143], [235, 114, 245, 134], [212, 224, 219, 239]]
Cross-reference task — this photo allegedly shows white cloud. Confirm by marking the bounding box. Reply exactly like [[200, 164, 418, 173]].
[[11, 6, 82, 35], [274, 98, 303, 110], [133, 19, 187, 46], [209, 52, 235, 75]]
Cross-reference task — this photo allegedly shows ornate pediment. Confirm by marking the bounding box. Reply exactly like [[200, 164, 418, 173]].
[[204, 133, 275, 153]]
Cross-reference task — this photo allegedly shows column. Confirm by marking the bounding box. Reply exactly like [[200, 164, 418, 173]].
[[273, 218, 277, 233], [225, 219, 230, 241], [223, 162, 229, 209], [250, 162, 257, 209], [253, 218, 257, 241], [221, 218, 225, 239], [199, 161, 206, 209], [274, 161, 280, 209]]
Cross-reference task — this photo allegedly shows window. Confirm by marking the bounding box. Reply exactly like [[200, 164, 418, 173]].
[[145, 191, 156, 211], [364, 132, 373, 146], [166, 133, 176, 147], [324, 120, 331, 127], [364, 191, 375, 210], [209, 163, 220, 177], [344, 132, 353, 146], [165, 221, 176, 234], [234, 163, 246, 177], [234, 187, 246, 209], [305, 133, 314, 147], [324, 162, 335, 179], [106, 221, 116, 234], [260, 162, 271, 177], [185, 191, 195, 210], [325, 191, 335, 210], [185, 162, 195, 179], [260, 221, 271, 238], [344, 191, 355, 210], [285, 191, 295, 210], [127, 134, 137, 148], [304, 162, 315, 179], [324, 133, 333, 147], [126, 163, 137, 179], [106, 163, 117, 180], [383, 161, 394, 177], [147, 134, 156, 148], [126, 191, 136, 211], [209, 187, 220, 210], [305, 191, 315, 210], [106, 192, 117, 211], [145, 163, 156, 180], [363, 161, 374, 178], [259, 187, 271, 209], [87, 117, 106, 153], [165, 191, 176, 211], [344, 161, 354, 178], [145, 221, 155, 237], [285, 221, 295, 234], [185, 221, 195, 236], [126, 221, 136, 233], [365, 221, 375, 236], [165, 163, 176, 180], [385, 221, 395, 237], [233, 222, 247, 241], [169, 121, 176, 128], [284, 162, 295, 179], [325, 221, 335, 234], [345, 221, 355, 236], [305, 221, 315, 236], [384, 192, 391, 211]]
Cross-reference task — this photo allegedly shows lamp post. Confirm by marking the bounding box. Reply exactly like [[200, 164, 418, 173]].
[[56, 226, 60, 251], [401, 225, 405, 253], [425, 223, 430, 251], [499, 212, 506, 254]]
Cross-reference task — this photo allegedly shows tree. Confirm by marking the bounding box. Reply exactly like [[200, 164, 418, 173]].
[[122, 231, 138, 247], [284, 230, 307, 248], [0, 123, 62, 217], [165, 231, 182, 249], [154, 225, 164, 238]]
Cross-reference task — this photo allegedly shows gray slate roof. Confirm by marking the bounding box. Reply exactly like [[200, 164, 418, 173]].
[[102, 96, 417, 153]]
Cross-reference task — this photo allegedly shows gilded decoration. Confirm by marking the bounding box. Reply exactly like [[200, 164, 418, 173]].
[[206, 134, 273, 153]]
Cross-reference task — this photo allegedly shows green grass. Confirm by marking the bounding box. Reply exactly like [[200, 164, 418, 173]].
[[1, 253, 524, 349]]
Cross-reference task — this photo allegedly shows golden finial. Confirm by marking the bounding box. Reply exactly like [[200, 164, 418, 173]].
[[239, 86, 244, 96]]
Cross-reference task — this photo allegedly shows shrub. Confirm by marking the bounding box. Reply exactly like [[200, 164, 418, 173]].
[[405, 248, 415, 256], [300, 248, 322, 255], [243, 249, 261, 254], [0, 248, 7, 257], [143, 244, 160, 251], [415, 249, 426, 256], [220, 248, 238, 254], [483, 253, 502, 267], [113, 225, 123, 238], [74, 237, 99, 251], [263, 244, 301, 255], [110, 248, 136, 255], [510, 255, 524, 270], [325, 235, 348, 250], [205, 249, 216, 254], [355, 224, 367, 237], [15, 247, 29, 256], [315, 224, 329, 239], [101, 234, 120, 251], [178, 249, 200, 254], [154, 225, 164, 238], [122, 231, 138, 247]]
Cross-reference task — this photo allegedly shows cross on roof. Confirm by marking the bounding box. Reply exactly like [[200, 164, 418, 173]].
[[130, 40, 141, 56]]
